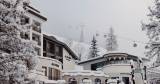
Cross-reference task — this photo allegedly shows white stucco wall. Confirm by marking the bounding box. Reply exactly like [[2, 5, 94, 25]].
[[34, 57, 63, 83], [63, 48, 77, 71], [102, 64, 132, 74]]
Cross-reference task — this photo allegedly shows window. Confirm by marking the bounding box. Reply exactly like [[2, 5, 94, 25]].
[[49, 42, 55, 54], [42, 66, 47, 76], [48, 68, 61, 80], [20, 32, 30, 40], [55, 45, 60, 55], [43, 40, 47, 51], [55, 45, 62, 56], [32, 33, 41, 46], [54, 69, 61, 80], [21, 16, 30, 25], [95, 78, 101, 84], [91, 62, 105, 71], [48, 68, 52, 80], [32, 20, 41, 33]]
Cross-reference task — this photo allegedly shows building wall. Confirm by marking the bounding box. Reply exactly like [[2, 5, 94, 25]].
[[36, 57, 62, 80], [37, 56, 62, 73], [63, 48, 77, 71], [28, 13, 43, 57], [102, 64, 132, 74]]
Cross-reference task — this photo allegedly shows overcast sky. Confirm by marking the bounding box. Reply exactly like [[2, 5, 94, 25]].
[[31, 0, 153, 50]]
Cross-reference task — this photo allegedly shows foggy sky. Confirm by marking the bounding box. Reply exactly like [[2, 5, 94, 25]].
[[31, 0, 152, 49]]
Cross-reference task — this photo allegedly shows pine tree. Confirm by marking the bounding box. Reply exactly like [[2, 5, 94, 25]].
[[88, 36, 99, 59], [106, 27, 118, 51], [142, 0, 160, 66], [0, 0, 37, 83]]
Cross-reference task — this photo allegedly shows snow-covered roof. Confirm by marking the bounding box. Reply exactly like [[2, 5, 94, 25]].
[[26, 5, 47, 21], [63, 70, 109, 77], [79, 52, 144, 64], [43, 34, 78, 60]]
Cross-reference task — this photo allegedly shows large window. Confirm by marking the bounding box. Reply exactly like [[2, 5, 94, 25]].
[[55, 45, 62, 56], [48, 68, 61, 80], [48, 42, 55, 54]]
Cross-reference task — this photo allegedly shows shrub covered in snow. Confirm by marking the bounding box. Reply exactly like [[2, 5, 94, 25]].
[[0, 0, 37, 84]]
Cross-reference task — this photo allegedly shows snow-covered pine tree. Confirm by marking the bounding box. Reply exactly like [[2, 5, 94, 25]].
[[105, 27, 118, 51], [88, 36, 99, 59], [142, 0, 160, 66], [0, 0, 37, 84]]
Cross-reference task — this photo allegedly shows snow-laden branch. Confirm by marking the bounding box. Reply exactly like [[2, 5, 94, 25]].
[[0, 0, 37, 84]]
